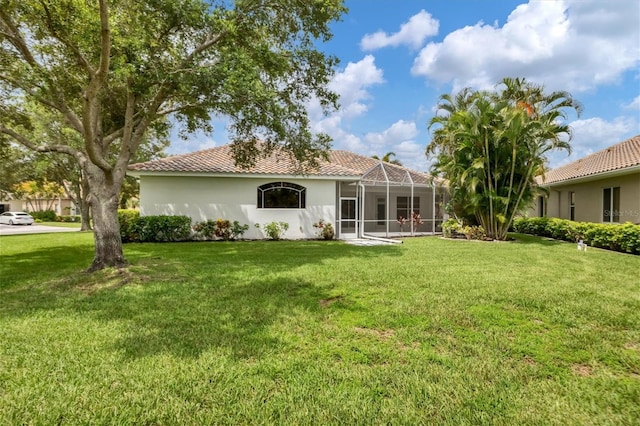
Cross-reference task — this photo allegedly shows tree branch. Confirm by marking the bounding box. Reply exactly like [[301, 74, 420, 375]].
[[0, 9, 38, 65], [82, 0, 112, 172], [103, 128, 125, 146], [0, 126, 80, 158], [185, 31, 226, 63], [157, 102, 202, 116], [1, 72, 86, 136], [39, 0, 95, 75]]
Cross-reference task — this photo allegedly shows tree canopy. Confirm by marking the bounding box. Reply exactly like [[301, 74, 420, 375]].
[[372, 152, 402, 166], [0, 0, 346, 270], [427, 77, 582, 240]]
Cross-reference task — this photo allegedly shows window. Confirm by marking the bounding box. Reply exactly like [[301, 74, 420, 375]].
[[397, 196, 419, 220], [257, 182, 306, 209], [602, 187, 620, 222], [377, 198, 386, 225], [569, 191, 575, 221], [538, 196, 545, 217]]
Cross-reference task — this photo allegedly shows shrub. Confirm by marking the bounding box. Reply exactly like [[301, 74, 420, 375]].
[[513, 217, 640, 255], [312, 219, 335, 240], [442, 218, 462, 238], [230, 220, 250, 240], [137, 215, 192, 242], [461, 225, 486, 240], [193, 219, 250, 241], [192, 219, 217, 240], [56, 215, 81, 223], [30, 210, 56, 221], [255, 221, 289, 240], [118, 211, 191, 243], [214, 219, 234, 240], [118, 210, 141, 243]]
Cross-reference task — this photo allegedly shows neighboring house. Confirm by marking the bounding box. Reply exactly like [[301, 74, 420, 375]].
[[0, 195, 76, 215], [531, 135, 640, 224], [128, 144, 447, 240]]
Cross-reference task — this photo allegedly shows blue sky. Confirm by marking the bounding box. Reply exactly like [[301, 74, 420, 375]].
[[170, 0, 640, 172]]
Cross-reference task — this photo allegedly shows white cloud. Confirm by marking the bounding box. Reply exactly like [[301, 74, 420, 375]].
[[624, 96, 640, 110], [361, 10, 439, 51], [310, 55, 385, 152], [547, 116, 637, 167], [364, 120, 418, 150], [394, 140, 430, 172], [320, 55, 385, 120], [411, 0, 640, 92], [313, 114, 367, 152], [360, 120, 431, 171]]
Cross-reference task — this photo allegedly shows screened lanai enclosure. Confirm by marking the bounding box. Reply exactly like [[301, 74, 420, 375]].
[[336, 161, 448, 239]]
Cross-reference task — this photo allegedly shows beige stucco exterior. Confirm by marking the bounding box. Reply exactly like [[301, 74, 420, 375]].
[[137, 174, 446, 239], [138, 174, 338, 239], [0, 198, 75, 215], [529, 170, 640, 224]]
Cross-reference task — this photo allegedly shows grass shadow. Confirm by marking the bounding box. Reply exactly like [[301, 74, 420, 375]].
[[510, 233, 565, 247], [1, 239, 402, 359], [0, 243, 94, 288], [93, 276, 331, 360]]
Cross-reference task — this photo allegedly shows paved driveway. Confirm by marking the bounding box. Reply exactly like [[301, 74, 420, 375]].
[[0, 224, 81, 236]]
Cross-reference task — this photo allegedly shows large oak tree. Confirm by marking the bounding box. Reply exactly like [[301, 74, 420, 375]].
[[0, 0, 345, 271]]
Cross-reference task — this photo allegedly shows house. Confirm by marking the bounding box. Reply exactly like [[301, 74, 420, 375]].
[[0, 194, 76, 216], [531, 135, 640, 224], [128, 144, 447, 240]]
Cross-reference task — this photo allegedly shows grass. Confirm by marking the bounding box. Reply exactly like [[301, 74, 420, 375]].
[[0, 233, 639, 425], [37, 221, 83, 228]]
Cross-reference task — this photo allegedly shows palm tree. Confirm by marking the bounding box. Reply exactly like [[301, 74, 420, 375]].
[[372, 151, 402, 165], [427, 78, 581, 240]]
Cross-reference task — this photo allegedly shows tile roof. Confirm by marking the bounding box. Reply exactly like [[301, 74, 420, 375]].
[[128, 143, 434, 184], [539, 135, 640, 185]]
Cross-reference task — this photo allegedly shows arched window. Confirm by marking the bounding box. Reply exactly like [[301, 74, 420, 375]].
[[257, 182, 306, 209]]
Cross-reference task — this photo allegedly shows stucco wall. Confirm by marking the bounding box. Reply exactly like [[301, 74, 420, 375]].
[[139, 175, 337, 239], [0, 198, 75, 215], [529, 172, 640, 224]]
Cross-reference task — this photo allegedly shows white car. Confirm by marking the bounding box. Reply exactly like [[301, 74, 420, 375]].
[[0, 211, 35, 225]]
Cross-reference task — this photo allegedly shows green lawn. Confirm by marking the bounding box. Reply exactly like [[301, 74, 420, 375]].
[[38, 221, 83, 228], [1, 233, 638, 425]]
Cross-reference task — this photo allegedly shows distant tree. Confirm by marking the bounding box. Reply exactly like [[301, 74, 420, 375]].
[[372, 151, 402, 165], [0, 0, 345, 271], [427, 77, 582, 240], [12, 180, 64, 212], [0, 143, 33, 201]]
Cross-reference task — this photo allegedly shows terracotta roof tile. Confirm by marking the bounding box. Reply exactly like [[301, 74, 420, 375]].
[[128, 144, 359, 176], [129, 144, 434, 184], [540, 135, 640, 185]]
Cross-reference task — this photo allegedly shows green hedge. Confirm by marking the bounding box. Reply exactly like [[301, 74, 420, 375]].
[[30, 210, 57, 221], [118, 210, 141, 243], [56, 215, 81, 223], [118, 210, 191, 243], [512, 217, 640, 255]]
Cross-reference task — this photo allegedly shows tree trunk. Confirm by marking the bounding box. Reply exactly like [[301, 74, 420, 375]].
[[80, 201, 92, 231], [86, 168, 127, 272], [79, 176, 92, 231]]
